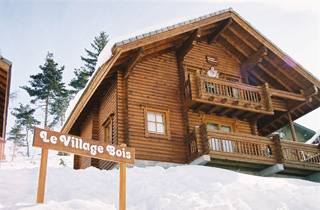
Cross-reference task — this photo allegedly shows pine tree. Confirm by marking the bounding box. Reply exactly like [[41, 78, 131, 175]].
[[49, 91, 72, 128], [69, 67, 90, 94], [82, 31, 108, 74], [7, 123, 26, 148], [21, 53, 69, 128], [70, 31, 108, 92], [11, 103, 40, 157]]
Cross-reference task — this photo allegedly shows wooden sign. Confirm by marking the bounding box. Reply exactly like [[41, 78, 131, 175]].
[[33, 127, 135, 164], [33, 127, 135, 210], [206, 56, 218, 65]]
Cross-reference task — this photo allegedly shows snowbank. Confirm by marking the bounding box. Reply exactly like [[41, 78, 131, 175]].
[[0, 159, 319, 210]]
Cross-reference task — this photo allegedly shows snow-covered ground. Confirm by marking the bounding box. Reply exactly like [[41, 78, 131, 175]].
[[1, 151, 320, 210]]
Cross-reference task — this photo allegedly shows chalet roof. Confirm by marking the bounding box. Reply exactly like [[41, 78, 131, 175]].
[[62, 8, 320, 135]]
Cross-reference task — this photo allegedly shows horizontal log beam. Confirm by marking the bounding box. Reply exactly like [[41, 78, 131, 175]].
[[270, 88, 306, 101]]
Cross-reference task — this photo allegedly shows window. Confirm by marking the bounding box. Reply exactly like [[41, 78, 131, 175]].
[[147, 112, 165, 134], [207, 122, 232, 133], [104, 117, 113, 144], [207, 123, 219, 131], [220, 125, 232, 133], [144, 108, 170, 138]]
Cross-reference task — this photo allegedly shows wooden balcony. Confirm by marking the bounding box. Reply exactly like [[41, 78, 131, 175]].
[[187, 124, 320, 174], [185, 72, 274, 115]]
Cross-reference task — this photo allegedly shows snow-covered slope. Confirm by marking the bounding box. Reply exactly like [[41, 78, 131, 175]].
[[0, 157, 319, 210]]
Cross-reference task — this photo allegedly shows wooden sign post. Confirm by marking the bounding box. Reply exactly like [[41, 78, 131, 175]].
[[119, 162, 126, 210], [36, 148, 48, 203], [33, 127, 135, 209]]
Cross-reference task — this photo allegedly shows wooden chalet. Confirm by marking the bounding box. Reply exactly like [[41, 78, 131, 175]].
[[0, 56, 11, 160], [62, 9, 320, 178]]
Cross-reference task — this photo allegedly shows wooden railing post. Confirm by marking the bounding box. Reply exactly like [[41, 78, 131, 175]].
[[271, 134, 284, 164], [195, 70, 203, 99], [287, 112, 297, 142], [262, 83, 273, 113], [199, 124, 209, 154]]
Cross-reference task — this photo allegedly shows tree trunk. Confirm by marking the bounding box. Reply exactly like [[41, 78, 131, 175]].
[[26, 129, 30, 157], [44, 97, 49, 128]]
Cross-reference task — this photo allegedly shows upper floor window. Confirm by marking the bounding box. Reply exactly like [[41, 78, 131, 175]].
[[144, 107, 170, 139], [103, 115, 113, 144], [207, 122, 232, 133]]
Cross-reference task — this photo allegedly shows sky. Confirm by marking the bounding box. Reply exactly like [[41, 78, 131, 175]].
[[0, 0, 319, 133]]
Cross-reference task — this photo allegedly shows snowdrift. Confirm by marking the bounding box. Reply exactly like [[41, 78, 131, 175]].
[[0, 158, 319, 210]]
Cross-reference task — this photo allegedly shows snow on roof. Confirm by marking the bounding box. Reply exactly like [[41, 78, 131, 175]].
[[63, 8, 233, 129]]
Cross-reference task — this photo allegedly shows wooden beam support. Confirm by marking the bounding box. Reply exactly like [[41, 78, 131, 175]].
[[208, 105, 221, 114], [217, 108, 232, 116], [227, 26, 258, 51], [263, 56, 304, 89], [207, 18, 232, 44], [260, 91, 317, 134], [217, 36, 246, 62], [220, 33, 249, 57], [258, 63, 292, 91], [270, 88, 306, 102], [176, 29, 201, 61], [124, 48, 144, 79], [249, 70, 267, 84], [287, 112, 297, 141], [240, 46, 268, 72]]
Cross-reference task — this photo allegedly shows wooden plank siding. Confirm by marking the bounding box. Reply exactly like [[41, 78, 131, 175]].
[[126, 52, 187, 163], [76, 115, 93, 169], [97, 80, 118, 169], [184, 41, 241, 78]]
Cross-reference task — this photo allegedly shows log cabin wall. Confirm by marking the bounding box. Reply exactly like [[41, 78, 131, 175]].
[[117, 70, 126, 146], [97, 79, 118, 169], [184, 41, 241, 79], [127, 52, 187, 163], [76, 114, 93, 169], [188, 112, 253, 134], [98, 81, 117, 143]]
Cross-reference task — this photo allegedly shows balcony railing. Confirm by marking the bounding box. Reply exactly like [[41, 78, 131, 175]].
[[206, 130, 277, 164], [281, 141, 320, 169], [186, 72, 273, 114], [187, 124, 320, 171]]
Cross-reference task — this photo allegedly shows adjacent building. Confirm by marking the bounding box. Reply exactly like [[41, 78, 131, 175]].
[[0, 56, 11, 160]]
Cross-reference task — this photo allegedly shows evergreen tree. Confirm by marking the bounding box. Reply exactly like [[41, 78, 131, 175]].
[[7, 123, 26, 147], [21, 53, 69, 128], [49, 91, 72, 128], [69, 67, 90, 94], [11, 103, 40, 157], [70, 31, 108, 92]]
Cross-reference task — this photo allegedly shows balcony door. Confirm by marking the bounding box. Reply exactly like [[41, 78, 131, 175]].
[[206, 121, 234, 153]]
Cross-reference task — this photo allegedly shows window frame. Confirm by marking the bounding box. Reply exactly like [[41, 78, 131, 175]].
[[204, 115, 236, 133], [144, 107, 171, 139], [103, 114, 114, 144], [206, 122, 233, 133]]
